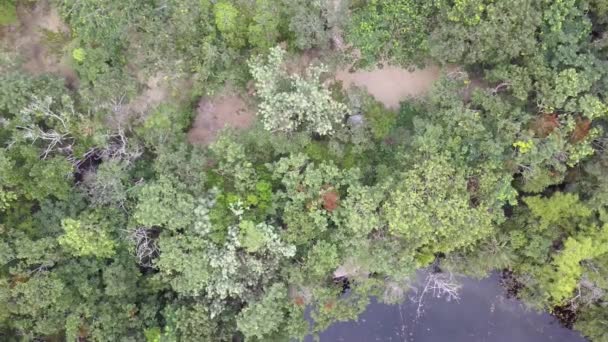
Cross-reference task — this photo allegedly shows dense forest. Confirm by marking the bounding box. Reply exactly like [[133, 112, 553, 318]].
[[1, 0, 608, 341]]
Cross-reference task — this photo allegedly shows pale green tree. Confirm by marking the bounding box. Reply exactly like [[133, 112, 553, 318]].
[[249, 46, 349, 135]]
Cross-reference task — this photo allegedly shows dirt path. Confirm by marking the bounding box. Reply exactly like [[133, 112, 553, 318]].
[[187, 93, 255, 145], [336, 66, 441, 109], [1, 0, 78, 88]]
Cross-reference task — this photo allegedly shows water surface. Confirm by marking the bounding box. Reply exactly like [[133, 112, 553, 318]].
[[309, 274, 586, 342]]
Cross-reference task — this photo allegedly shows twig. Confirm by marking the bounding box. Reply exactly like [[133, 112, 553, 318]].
[[127, 227, 159, 268], [410, 272, 461, 318]]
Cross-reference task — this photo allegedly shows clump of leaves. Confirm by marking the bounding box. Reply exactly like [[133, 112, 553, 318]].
[[249, 46, 349, 135], [58, 215, 116, 258], [72, 48, 86, 63]]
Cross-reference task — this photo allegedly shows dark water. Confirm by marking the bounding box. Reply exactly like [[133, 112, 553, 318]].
[[308, 274, 587, 342]]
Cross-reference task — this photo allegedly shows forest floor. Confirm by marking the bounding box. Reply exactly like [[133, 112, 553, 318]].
[[0, 0, 78, 89], [187, 93, 255, 145], [0, 1, 460, 146], [185, 63, 447, 145], [187, 48, 324, 146], [108, 72, 186, 129], [336, 65, 441, 109], [1, 1, 448, 146]]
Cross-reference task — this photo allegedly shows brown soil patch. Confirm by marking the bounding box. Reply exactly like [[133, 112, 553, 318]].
[[336, 66, 441, 109], [322, 189, 340, 212], [1, 0, 78, 88], [570, 117, 591, 143], [187, 93, 255, 145], [127, 74, 171, 116], [532, 113, 560, 138]]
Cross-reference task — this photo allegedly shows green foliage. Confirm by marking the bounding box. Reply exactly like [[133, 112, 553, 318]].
[[8, 273, 66, 336], [0, 72, 64, 117], [3, 0, 608, 341], [282, 0, 333, 50], [430, 0, 542, 65], [2, 146, 74, 201], [0, 0, 16, 25], [384, 156, 495, 254], [335, 184, 385, 238], [513, 140, 534, 154], [249, 46, 349, 135], [309, 278, 378, 333], [347, 0, 436, 66], [543, 0, 578, 32], [546, 68, 593, 108], [137, 105, 191, 147], [539, 225, 608, 304], [306, 241, 340, 279], [247, 0, 282, 50], [71, 48, 86, 63], [58, 214, 116, 258], [30, 156, 74, 201], [363, 99, 397, 140], [305, 141, 333, 163], [144, 327, 161, 342], [524, 193, 592, 230], [238, 220, 266, 253], [0, 189, 17, 212], [81, 160, 129, 207], [165, 304, 234, 341], [133, 176, 195, 230], [575, 304, 608, 342], [270, 153, 359, 245], [214, 1, 245, 48], [236, 283, 288, 340], [157, 220, 294, 305], [153, 143, 207, 193], [155, 234, 212, 296]]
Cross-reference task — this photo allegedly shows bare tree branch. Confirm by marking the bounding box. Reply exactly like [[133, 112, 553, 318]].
[[410, 271, 461, 318], [127, 227, 159, 268]]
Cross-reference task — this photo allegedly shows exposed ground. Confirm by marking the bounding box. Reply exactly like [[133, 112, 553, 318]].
[[0, 1, 444, 147], [128, 74, 171, 116], [105, 63, 202, 129], [187, 93, 255, 145], [1, 0, 78, 88], [336, 66, 441, 109], [187, 59, 446, 146]]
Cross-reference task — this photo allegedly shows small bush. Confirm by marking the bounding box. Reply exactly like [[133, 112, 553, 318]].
[[364, 100, 397, 140]]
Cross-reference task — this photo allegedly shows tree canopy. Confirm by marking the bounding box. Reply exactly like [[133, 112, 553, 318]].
[[1, 0, 608, 341]]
